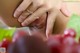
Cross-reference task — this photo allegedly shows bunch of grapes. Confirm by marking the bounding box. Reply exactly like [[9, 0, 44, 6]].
[[0, 28, 29, 50], [47, 28, 79, 53], [1, 28, 80, 53]]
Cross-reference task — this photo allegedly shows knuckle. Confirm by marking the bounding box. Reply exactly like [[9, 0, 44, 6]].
[[22, 11, 30, 17], [26, 19, 31, 25], [20, 15, 25, 19], [22, 13, 27, 17], [21, 14, 25, 17]]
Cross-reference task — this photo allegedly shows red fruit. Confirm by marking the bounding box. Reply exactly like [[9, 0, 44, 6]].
[[63, 37, 77, 46], [47, 35, 63, 53], [49, 35, 63, 43], [64, 29, 76, 38], [1, 39, 11, 50], [62, 45, 76, 53], [8, 34, 50, 53], [75, 44, 80, 53], [78, 38, 80, 43], [15, 30, 28, 36], [12, 30, 29, 42]]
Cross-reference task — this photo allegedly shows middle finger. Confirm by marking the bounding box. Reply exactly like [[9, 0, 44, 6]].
[[21, 5, 50, 26], [18, 3, 39, 22]]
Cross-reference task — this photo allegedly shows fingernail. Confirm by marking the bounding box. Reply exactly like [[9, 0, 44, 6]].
[[21, 22, 27, 26], [36, 17, 39, 19], [14, 12, 19, 18], [65, 10, 71, 17], [14, 13, 17, 18], [21, 23, 25, 26]]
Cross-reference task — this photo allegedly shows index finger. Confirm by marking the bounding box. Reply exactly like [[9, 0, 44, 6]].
[[14, 0, 32, 18]]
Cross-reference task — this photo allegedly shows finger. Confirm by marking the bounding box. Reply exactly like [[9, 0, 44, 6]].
[[18, 4, 38, 22], [60, 3, 71, 17], [46, 9, 58, 38], [18, 10, 31, 22], [30, 13, 47, 28], [14, 0, 32, 18], [21, 6, 50, 26]]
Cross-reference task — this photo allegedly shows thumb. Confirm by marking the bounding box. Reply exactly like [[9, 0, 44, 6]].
[[60, 3, 71, 17]]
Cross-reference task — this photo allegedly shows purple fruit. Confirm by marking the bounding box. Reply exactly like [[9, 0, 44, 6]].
[[12, 30, 29, 42], [8, 33, 50, 53]]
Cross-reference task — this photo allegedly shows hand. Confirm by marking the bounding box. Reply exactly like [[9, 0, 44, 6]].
[[14, 0, 70, 37], [14, 0, 62, 24]]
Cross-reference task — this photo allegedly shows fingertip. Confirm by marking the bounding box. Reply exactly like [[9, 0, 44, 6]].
[[14, 10, 22, 18], [61, 3, 71, 17], [14, 13, 16, 18], [46, 29, 49, 38], [21, 22, 27, 26], [61, 8, 71, 17], [21, 23, 25, 26], [14, 12, 18, 18]]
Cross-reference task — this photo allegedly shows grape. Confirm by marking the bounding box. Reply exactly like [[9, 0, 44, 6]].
[[8, 34, 50, 53], [64, 29, 76, 38], [47, 35, 63, 53], [12, 30, 29, 42], [62, 37, 76, 46], [7, 30, 80, 53], [75, 45, 80, 53], [62, 45, 75, 53], [1, 38, 11, 50]]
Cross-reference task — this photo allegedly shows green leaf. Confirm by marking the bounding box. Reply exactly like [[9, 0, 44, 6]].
[[0, 28, 16, 42], [67, 14, 80, 42]]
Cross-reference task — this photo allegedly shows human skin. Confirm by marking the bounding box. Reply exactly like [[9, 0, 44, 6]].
[[64, 2, 80, 15], [0, 0, 69, 34], [0, 0, 22, 27], [0, 0, 47, 28]]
